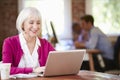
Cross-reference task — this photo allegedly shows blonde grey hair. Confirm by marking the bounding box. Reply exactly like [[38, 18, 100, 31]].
[[16, 7, 42, 33]]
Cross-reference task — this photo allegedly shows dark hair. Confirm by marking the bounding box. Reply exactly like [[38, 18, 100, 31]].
[[80, 15, 94, 25], [72, 23, 81, 34], [72, 23, 80, 30]]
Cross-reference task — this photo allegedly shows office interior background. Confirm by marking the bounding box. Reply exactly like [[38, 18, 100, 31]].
[[0, 0, 120, 60]]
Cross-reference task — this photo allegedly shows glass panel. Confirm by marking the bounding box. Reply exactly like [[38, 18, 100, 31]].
[[92, 0, 120, 35]]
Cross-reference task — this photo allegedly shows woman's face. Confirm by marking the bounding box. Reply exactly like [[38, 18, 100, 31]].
[[23, 15, 41, 37]]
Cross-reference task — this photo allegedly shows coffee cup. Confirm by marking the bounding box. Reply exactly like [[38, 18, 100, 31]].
[[0, 63, 11, 80]]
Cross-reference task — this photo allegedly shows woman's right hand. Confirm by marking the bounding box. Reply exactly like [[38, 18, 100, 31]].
[[33, 66, 45, 73]]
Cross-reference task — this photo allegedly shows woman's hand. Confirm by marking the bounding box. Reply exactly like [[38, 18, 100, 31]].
[[33, 66, 45, 73]]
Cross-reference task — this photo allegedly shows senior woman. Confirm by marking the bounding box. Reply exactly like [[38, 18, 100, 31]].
[[2, 7, 55, 74]]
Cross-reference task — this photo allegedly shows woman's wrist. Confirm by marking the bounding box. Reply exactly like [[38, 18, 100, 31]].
[[32, 67, 35, 73]]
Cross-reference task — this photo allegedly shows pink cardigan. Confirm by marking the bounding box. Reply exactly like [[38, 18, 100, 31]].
[[2, 35, 55, 74]]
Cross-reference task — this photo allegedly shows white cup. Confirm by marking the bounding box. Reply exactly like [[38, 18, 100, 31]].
[[0, 63, 11, 80]]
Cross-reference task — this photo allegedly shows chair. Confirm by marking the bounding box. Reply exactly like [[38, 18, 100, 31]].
[[86, 49, 105, 71], [105, 36, 120, 75], [114, 36, 120, 69]]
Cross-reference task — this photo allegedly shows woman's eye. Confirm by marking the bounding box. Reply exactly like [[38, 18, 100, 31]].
[[29, 22, 33, 24], [29, 21, 33, 24], [37, 22, 40, 24]]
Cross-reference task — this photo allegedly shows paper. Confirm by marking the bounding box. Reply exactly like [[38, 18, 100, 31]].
[[10, 73, 38, 78]]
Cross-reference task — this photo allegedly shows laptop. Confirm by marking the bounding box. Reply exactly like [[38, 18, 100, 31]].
[[39, 49, 86, 77]]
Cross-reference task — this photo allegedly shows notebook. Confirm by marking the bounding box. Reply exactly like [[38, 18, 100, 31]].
[[40, 49, 86, 77]]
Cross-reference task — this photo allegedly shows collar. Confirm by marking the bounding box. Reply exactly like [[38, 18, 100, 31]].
[[19, 33, 41, 47]]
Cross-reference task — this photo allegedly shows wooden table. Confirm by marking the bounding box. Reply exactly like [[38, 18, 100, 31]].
[[6, 70, 120, 80], [86, 49, 101, 71]]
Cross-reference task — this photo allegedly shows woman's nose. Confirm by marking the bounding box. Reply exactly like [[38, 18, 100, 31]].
[[33, 23, 39, 29]]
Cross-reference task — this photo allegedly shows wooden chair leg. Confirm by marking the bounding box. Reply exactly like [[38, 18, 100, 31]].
[[88, 53, 95, 71]]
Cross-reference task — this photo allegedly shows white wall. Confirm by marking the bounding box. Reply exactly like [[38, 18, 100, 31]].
[[62, 0, 72, 39], [85, 0, 92, 14]]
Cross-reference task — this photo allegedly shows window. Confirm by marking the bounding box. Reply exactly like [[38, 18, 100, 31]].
[[18, 0, 72, 40], [86, 0, 120, 36]]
